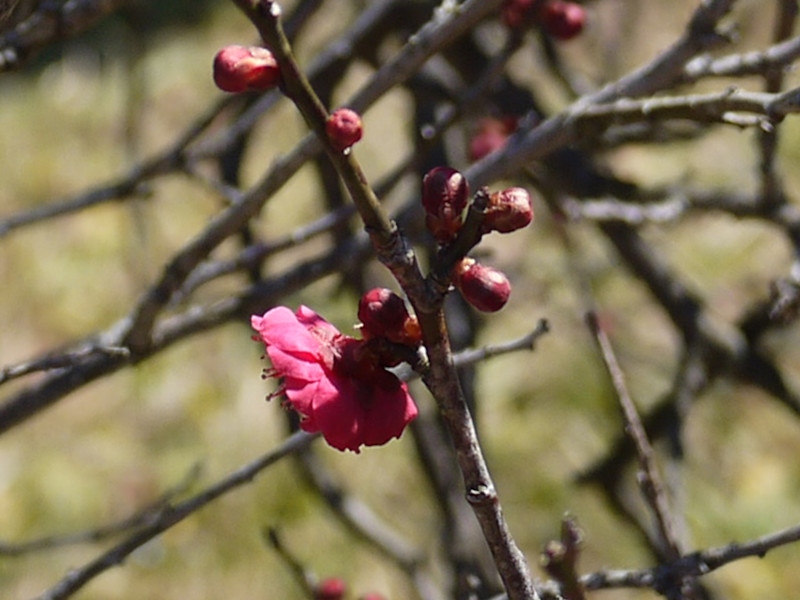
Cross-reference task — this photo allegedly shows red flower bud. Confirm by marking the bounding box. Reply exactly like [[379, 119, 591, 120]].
[[358, 288, 421, 346], [213, 45, 280, 93], [501, 0, 543, 29], [315, 577, 346, 600], [468, 116, 518, 162], [483, 187, 534, 233], [454, 258, 512, 312], [422, 166, 470, 243], [540, 1, 585, 40], [326, 108, 363, 151]]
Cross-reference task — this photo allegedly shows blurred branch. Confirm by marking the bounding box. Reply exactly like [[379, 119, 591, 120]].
[[0, 0, 130, 71], [294, 447, 444, 600], [491, 521, 800, 600], [262, 527, 318, 598], [683, 34, 800, 82], [0, 463, 201, 556], [0, 95, 229, 239], [586, 311, 687, 594], [581, 519, 800, 593], [35, 430, 316, 600], [467, 0, 738, 188], [755, 0, 797, 203]]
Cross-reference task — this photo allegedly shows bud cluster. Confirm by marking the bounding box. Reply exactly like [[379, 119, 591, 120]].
[[502, 0, 586, 40], [420, 166, 534, 312]]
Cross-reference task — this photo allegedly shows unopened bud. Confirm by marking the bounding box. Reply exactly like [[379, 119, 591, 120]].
[[468, 116, 517, 162], [454, 258, 511, 312], [422, 166, 469, 243], [315, 577, 346, 600], [501, 0, 543, 30], [358, 288, 421, 346], [540, 1, 585, 40], [483, 187, 534, 234], [326, 108, 363, 151], [213, 45, 280, 93]]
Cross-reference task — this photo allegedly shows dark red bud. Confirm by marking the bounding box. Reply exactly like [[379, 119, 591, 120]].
[[422, 166, 470, 243], [454, 258, 512, 312], [326, 108, 363, 151], [469, 117, 517, 162], [213, 45, 280, 93], [483, 187, 534, 233], [540, 1, 585, 40], [358, 288, 421, 346], [501, 0, 543, 29], [315, 577, 346, 600]]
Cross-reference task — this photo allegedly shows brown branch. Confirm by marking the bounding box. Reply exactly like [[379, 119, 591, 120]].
[[586, 312, 684, 564], [0, 0, 130, 71]]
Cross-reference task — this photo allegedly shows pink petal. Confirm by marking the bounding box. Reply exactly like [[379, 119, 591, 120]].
[[285, 376, 336, 416], [295, 305, 342, 346], [266, 346, 325, 383], [311, 373, 417, 452], [251, 307, 324, 359], [310, 374, 364, 452], [360, 382, 418, 446]]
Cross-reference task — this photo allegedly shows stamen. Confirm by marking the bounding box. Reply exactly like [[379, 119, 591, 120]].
[[261, 367, 280, 380], [267, 384, 286, 402]]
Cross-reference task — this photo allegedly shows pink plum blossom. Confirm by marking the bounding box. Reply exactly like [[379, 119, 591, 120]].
[[251, 306, 418, 452]]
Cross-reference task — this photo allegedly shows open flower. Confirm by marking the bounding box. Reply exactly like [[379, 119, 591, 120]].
[[251, 306, 418, 452]]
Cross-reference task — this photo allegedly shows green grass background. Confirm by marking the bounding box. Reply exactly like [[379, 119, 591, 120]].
[[1, 0, 800, 598]]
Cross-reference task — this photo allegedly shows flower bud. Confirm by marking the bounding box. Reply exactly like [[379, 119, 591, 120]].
[[358, 288, 421, 346], [501, 0, 543, 29], [315, 577, 346, 600], [213, 45, 280, 93], [483, 187, 534, 234], [326, 108, 363, 151], [454, 258, 511, 312], [540, 1, 585, 40], [422, 166, 470, 243], [468, 116, 517, 162]]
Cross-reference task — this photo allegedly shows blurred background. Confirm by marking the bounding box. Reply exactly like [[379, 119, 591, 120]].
[[1, 0, 800, 598]]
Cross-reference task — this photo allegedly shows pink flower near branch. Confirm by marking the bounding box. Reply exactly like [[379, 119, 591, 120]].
[[251, 306, 418, 452]]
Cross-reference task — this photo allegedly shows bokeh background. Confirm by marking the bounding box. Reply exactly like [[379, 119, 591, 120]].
[[2, 0, 800, 598]]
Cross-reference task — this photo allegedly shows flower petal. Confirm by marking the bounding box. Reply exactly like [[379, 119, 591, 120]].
[[310, 374, 364, 452], [266, 346, 325, 383], [360, 381, 418, 447], [251, 307, 325, 359], [295, 305, 341, 340], [285, 376, 336, 417]]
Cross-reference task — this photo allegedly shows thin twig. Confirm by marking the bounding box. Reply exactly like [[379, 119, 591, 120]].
[[585, 311, 683, 562]]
